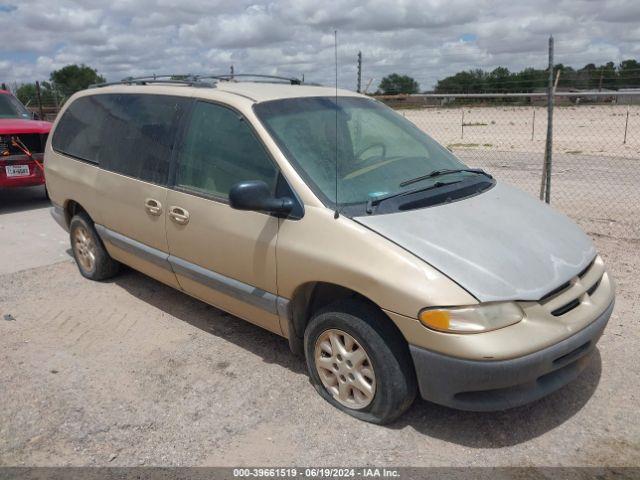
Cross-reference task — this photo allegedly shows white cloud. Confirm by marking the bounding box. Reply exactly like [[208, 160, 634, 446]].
[[1, 0, 639, 90]]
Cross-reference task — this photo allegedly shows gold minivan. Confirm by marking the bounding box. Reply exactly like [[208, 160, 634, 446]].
[[46, 76, 615, 424]]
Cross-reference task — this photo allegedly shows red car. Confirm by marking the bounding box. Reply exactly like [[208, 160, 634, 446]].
[[0, 90, 51, 194]]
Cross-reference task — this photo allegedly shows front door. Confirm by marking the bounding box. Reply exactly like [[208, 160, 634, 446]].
[[165, 100, 282, 334]]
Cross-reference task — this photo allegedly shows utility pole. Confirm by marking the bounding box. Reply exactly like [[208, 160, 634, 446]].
[[357, 51, 362, 93]]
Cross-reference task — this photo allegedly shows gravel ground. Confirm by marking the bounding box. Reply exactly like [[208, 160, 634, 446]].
[[0, 183, 639, 467]]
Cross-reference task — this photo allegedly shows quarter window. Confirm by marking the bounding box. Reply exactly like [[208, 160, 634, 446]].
[[175, 101, 278, 198], [52, 94, 188, 185]]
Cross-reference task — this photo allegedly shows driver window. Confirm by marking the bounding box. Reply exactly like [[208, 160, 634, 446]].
[[175, 101, 279, 198]]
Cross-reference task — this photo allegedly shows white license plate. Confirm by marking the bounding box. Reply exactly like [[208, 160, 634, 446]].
[[5, 165, 30, 177]]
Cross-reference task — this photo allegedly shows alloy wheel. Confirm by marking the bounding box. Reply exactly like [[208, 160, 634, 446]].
[[73, 225, 96, 272], [314, 329, 376, 409]]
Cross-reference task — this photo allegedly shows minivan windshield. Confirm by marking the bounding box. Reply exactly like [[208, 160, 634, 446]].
[[0, 94, 32, 119], [254, 96, 489, 212]]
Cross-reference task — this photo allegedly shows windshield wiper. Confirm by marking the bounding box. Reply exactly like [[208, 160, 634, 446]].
[[399, 168, 492, 188], [365, 180, 460, 214]]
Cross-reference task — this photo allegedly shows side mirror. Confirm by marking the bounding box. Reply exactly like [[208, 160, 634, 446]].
[[229, 180, 294, 216]]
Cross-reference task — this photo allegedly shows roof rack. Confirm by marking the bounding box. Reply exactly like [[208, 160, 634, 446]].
[[90, 75, 206, 88], [90, 73, 302, 88], [201, 74, 302, 85]]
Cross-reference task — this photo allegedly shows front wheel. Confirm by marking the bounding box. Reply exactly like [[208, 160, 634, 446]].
[[304, 299, 417, 424]]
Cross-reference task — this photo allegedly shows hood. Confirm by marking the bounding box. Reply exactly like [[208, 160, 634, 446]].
[[354, 182, 596, 303], [0, 118, 52, 135]]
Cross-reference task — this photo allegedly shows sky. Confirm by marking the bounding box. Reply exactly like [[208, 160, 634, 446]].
[[2, 0, 640, 91]]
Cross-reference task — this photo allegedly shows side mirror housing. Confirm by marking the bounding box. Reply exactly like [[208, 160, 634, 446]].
[[229, 180, 294, 217]]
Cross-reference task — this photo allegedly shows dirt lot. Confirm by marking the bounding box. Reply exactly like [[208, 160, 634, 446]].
[[404, 105, 640, 236], [403, 105, 640, 158], [0, 185, 639, 467]]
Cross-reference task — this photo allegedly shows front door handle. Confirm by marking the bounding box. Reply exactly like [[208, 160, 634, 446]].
[[169, 206, 190, 225], [144, 198, 162, 216]]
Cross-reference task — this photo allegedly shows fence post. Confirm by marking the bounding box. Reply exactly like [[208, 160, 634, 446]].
[[623, 106, 629, 144], [461, 109, 464, 139], [531, 107, 536, 141], [540, 36, 554, 203], [35, 81, 45, 120]]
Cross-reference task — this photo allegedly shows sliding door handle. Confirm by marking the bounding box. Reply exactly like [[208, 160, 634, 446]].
[[169, 206, 190, 225], [144, 198, 162, 216]]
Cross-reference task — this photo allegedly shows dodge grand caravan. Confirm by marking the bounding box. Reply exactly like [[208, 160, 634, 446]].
[[45, 76, 615, 424]]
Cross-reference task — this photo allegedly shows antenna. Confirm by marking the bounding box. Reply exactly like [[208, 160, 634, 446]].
[[357, 51, 362, 93], [334, 30, 339, 219]]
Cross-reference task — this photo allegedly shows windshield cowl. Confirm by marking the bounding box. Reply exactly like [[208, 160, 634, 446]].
[[363, 176, 495, 216]]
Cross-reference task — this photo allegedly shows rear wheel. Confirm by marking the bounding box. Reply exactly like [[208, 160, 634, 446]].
[[304, 299, 417, 424], [69, 213, 120, 280]]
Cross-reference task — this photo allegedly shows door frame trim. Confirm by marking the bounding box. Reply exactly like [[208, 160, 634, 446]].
[[95, 224, 172, 271], [169, 255, 279, 314]]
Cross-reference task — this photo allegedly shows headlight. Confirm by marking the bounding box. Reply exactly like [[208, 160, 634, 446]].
[[419, 302, 524, 333]]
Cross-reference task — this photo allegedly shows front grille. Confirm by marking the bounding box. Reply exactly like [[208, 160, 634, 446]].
[[586, 279, 601, 296], [540, 257, 604, 317], [551, 298, 581, 316], [578, 258, 595, 278], [539, 280, 572, 303], [0, 134, 46, 156]]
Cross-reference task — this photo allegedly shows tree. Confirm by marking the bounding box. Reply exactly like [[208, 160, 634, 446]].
[[16, 83, 38, 105], [16, 81, 57, 107], [49, 64, 105, 95], [378, 74, 419, 94], [486, 67, 511, 92], [435, 69, 486, 93], [618, 59, 640, 88]]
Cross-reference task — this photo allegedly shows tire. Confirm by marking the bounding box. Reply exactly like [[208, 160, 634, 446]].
[[304, 298, 417, 424], [69, 212, 120, 281]]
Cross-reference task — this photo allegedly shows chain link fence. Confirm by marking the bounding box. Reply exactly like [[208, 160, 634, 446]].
[[20, 92, 66, 122], [383, 92, 640, 244]]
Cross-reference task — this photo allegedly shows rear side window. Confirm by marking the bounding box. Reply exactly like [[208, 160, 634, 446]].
[[175, 101, 278, 198], [52, 93, 188, 185], [52, 96, 103, 163]]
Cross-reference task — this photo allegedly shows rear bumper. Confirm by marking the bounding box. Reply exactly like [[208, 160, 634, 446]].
[[409, 300, 613, 411], [50, 205, 68, 232]]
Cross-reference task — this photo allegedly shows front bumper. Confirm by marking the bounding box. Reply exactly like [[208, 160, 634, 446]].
[[0, 155, 45, 188], [409, 299, 613, 411]]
